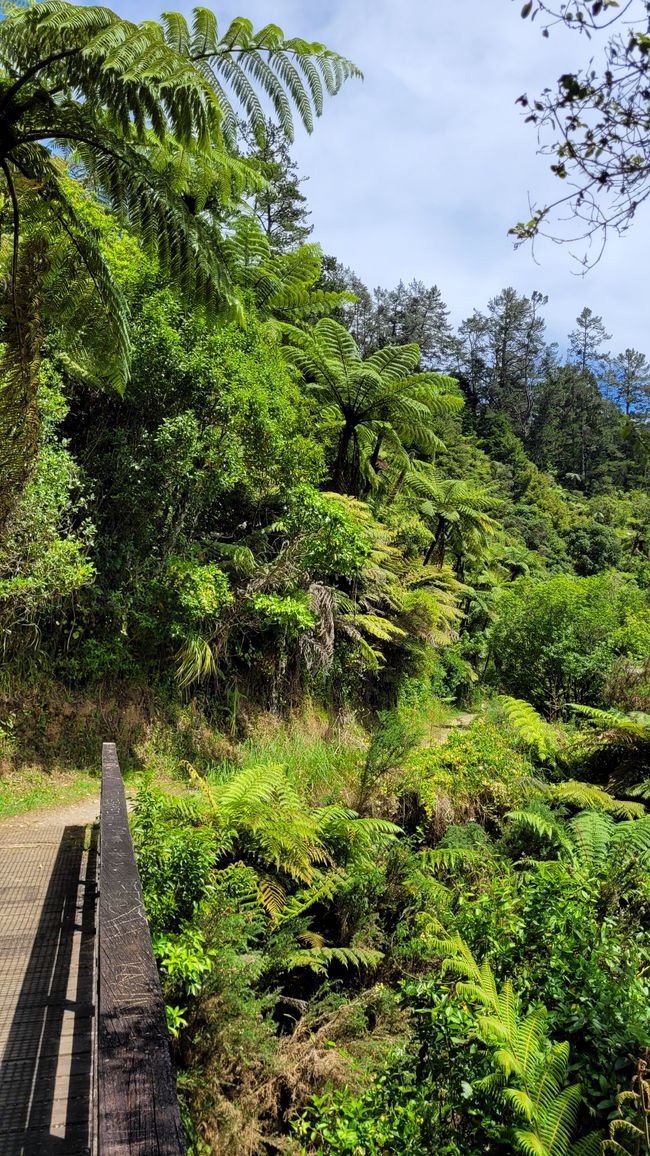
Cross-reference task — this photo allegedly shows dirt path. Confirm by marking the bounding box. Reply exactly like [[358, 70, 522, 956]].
[[427, 711, 476, 747], [0, 792, 100, 831]]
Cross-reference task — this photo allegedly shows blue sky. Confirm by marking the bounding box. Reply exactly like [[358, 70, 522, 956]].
[[120, 0, 650, 356]]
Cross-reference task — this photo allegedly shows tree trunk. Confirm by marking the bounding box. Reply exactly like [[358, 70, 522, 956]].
[[332, 424, 354, 493], [0, 236, 48, 538]]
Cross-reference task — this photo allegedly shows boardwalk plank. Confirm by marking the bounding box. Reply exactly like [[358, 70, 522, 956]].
[[0, 818, 96, 1153]]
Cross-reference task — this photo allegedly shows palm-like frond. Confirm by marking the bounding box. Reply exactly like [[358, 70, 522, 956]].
[[161, 8, 362, 149], [285, 944, 383, 975], [280, 317, 462, 498], [505, 809, 565, 844], [548, 780, 645, 820], [570, 703, 650, 789], [223, 215, 351, 320], [181, 761, 398, 919], [421, 846, 485, 871]]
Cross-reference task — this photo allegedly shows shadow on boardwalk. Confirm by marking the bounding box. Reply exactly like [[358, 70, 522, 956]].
[[0, 824, 97, 1154]]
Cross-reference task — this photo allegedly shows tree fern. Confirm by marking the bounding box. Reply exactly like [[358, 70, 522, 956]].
[[0, 0, 358, 526], [280, 316, 462, 498], [570, 703, 650, 789], [223, 217, 353, 321], [161, 8, 361, 149], [505, 809, 565, 845], [509, 798, 650, 901], [178, 761, 398, 918], [421, 846, 486, 872], [416, 477, 499, 572], [547, 780, 645, 820]]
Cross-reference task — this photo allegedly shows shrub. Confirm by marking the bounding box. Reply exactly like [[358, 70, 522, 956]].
[[562, 520, 621, 576], [489, 573, 650, 716], [410, 720, 531, 829]]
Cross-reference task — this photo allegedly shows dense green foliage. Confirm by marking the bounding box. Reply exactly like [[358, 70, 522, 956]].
[[2, 5, 650, 1154]]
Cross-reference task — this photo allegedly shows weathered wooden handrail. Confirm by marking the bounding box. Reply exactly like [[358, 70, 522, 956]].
[[98, 742, 187, 1154]]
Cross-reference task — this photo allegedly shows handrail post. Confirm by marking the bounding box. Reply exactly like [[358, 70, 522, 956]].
[[98, 742, 187, 1154]]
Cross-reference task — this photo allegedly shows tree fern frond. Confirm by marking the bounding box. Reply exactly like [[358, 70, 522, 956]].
[[506, 810, 563, 842], [538, 1081, 582, 1152], [299, 930, 325, 949], [610, 814, 650, 855], [568, 810, 614, 869], [0, 0, 358, 526], [548, 780, 645, 820], [499, 696, 558, 763], [573, 1133, 605, 1155], [511, 1131, 548, 1156], [257, 873, 286, 918], [421, 846, 484, 871], [285, 945, 383, 974]]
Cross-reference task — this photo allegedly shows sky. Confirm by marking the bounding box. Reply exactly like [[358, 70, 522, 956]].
[[121, 0, 650, 355]]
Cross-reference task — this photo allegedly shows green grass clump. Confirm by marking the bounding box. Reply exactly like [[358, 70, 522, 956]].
[[0, 768, 98, 820]]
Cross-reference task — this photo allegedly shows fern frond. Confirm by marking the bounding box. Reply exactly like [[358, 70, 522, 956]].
[[548, 780, 645, 820], [275, 868, 348, 924], [573, 1134, 606, 1155], [568, 810, 614, 870], [422, 846, 484, 871], [499, 696, 558, 763], [285, 945, 383, 974], [506, 810, 563, 842], [257, 873, 287, 918], [298, 930, 325, 949], [610, 814, 650, 856]]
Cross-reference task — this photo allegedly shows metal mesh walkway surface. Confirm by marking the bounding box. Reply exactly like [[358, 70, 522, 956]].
[[0, 815, 98, 1154]]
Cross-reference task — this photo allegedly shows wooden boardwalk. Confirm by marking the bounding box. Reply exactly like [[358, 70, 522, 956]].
[[0, 814, 98, 1154]]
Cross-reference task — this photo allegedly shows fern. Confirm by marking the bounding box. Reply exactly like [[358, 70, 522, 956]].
[[516, 799, 650, 895], [547, 780, 645, 820], [569, 704, 650, 789], [280, 316, 462, 498], [499, 696, 558, 763], [285, 945, 383, 976], [256, 873, 287, 918], [415, 474, 499, 570], [421, 846, 485, 871], [274, 868, 349, 924], [224, 215, 351, 321], [174, 761, 398, 921], [434, 935, 594, 1156], [163, 8, 362, 148], [505, 809, 565, 844]]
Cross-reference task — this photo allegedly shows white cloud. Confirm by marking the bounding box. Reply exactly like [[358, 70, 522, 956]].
[[120, 0, 650, 353]]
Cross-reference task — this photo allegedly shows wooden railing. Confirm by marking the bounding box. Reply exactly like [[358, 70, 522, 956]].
[[98, 742, 187, 1155]]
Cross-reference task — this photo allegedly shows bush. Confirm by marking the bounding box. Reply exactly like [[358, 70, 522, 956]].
[[410, 720, 531, 828], [489, 573, 650, 716], [562, 520, 621, 576]]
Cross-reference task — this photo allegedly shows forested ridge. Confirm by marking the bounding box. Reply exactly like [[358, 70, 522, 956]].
[[2, 2, 650, 1153]]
